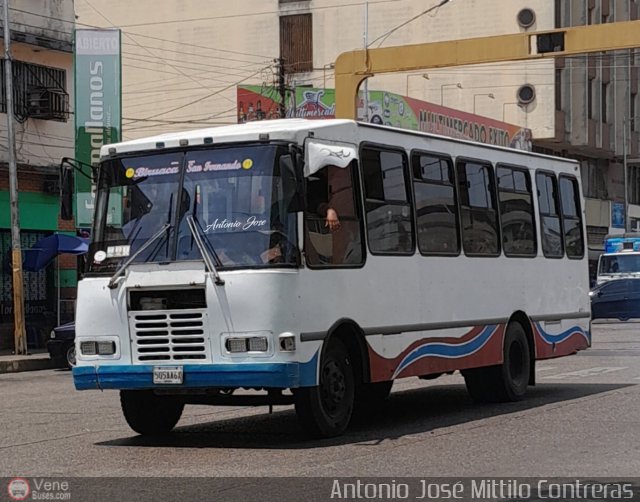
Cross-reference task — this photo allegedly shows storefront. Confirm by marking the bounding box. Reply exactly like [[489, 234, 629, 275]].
[[0, 190, 67, 351]]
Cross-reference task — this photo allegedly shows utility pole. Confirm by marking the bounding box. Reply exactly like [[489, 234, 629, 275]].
[[624, 116, 629, 232], [277, 57, 286, 118], [2, 0, 27, 354], [362, 1, 369, 122]]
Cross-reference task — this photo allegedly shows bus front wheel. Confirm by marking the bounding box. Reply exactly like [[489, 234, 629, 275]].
[[463, 322, 530, 403], [120, 390, 184, 435], [295, 339, 355, 438]]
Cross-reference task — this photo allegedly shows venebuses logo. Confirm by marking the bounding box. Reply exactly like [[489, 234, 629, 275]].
[[7, 478, 30, 501]]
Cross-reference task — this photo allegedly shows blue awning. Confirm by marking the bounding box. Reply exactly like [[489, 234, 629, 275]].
[[23, 233, 89, 272]]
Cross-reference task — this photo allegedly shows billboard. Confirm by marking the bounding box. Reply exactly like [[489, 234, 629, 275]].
[[74, 29, 122, 227], [237, 85, 532, 151]]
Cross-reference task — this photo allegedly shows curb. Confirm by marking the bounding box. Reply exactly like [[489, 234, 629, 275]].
[[0, 357, 58, 374]]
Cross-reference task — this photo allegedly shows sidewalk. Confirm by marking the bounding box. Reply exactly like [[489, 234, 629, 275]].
[[0, 348, 58, 374]]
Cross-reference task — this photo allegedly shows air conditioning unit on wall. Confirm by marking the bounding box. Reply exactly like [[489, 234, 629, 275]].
[[27, 87, 69, 121]]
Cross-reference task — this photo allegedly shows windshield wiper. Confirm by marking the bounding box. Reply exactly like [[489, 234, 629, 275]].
[[186, 215, 225, 286], [107, 223, 171, 289]]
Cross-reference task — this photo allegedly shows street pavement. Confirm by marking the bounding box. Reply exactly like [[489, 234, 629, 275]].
[[0, 349, 55, 373], [1, 323, 639, 478]]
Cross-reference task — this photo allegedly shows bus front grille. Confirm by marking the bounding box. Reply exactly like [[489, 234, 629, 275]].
[[130, 310, 209, 362]]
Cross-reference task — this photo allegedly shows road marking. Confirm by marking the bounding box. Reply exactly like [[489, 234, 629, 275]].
[[541, 366, 627, 380], [535, 366, 557, 372]]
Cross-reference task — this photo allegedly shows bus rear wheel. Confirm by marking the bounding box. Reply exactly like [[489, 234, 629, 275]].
[[120, 390, 184, 435], [463, 322, 530, 403], [295, 339, 355, 438]]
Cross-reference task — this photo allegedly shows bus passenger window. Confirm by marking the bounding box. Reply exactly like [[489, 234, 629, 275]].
[[304, 163, 364, 267], [497, 165, 536, 257], [457, 160, 500, 256], [361, 147, 414, 255], [559, 175, 585, 258], [412, 153, 460, 255], [536, 172, 564, 258]]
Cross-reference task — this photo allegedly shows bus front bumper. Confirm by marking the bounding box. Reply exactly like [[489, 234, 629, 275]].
[[72, 358, 318, 391]]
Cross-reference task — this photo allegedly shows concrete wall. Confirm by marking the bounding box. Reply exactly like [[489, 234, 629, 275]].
[[0, 0, 74, 168], [8, 0, 74, 49], [74, 0, 555, 141]]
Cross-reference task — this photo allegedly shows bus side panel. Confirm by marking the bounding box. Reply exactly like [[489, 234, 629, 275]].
[[366, 324, 506, 382], [532, 320, 590, 360]]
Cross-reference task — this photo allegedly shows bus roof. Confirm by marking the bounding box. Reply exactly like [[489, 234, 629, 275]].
[[100, 119, 355, 157], [100, 118, 578, 166]]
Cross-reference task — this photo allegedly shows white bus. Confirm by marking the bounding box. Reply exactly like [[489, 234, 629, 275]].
[[72, 119, 591, 438]]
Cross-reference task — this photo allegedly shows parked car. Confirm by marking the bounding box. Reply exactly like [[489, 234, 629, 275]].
[[590, 278, 640, 321], [47, 322, 76, 369]]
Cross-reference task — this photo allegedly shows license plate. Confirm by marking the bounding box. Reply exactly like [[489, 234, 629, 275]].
[[153, 366, 183, 385]]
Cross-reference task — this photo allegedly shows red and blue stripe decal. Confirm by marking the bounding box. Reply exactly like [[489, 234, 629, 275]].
[[533, 322, 590, 359], [367, 320, 590, 381], [368, 324, 505, 382]]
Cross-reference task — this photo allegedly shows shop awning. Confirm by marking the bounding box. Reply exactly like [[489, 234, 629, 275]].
[[23, 233, 89, 272]]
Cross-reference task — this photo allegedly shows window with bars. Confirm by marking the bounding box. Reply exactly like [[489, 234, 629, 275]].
[[279, 14, 313, 73], [0, 60, 68, 122]]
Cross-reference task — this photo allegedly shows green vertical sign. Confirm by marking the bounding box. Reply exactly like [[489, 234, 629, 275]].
[[74, 29, 121, 227]]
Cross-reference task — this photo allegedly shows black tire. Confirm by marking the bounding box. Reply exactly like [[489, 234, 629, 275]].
[[120, 390, 184, 435], [463, 322, 531, 403], [295, 339, 355, 438]]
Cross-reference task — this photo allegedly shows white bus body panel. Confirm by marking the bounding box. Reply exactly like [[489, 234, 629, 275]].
[[74, 120, 590, 391]]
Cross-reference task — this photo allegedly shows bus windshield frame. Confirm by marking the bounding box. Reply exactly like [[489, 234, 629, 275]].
[[87, 142, 300, 275]]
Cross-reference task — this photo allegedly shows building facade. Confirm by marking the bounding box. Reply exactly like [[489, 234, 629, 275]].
[[75, 0, 640, 279], [0, 0, 76, 350]]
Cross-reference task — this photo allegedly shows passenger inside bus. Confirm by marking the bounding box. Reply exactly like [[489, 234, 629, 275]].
[[305, 163, 363, 266]]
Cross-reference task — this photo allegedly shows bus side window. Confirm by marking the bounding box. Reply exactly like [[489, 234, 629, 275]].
[[559, 175, 585, 259], [361, 146, 415, 255], [411, 152, 460, 255], [497, 164, 536, 257], [457, 160, 500, 256], [536, 172, 564, 258], [304, 162, 364, 267]]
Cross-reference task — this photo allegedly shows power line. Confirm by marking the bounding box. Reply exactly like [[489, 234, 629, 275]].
[[120, 41, 269, 67], [9, 5, 276, 60], [369, 0, 453, 48], [83, 0, 236, 100], [120, 51, 263, 77], [103, 0, 404, 28], [125, 91, 219, 110], [4, 10, 275, 65], [122, 107, 240, 133]]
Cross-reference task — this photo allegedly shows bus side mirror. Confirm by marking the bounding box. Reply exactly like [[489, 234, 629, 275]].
[[60, 165, 74, 220], [59, 157, 98, 220], [280, 154, 305, 213]]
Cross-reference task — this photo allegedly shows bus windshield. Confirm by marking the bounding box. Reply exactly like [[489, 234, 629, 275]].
[[89, 144, 299, 274]]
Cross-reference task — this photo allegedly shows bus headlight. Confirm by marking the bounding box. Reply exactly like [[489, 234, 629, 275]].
[[79, 338, 119, 357], [97, 341, 116, 355], [248, 337, 268, 352], [225, 337, 269, 353], [80, 341, 97, 355], [222, 332, 272, 355], [226, 338, 247, 353]]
